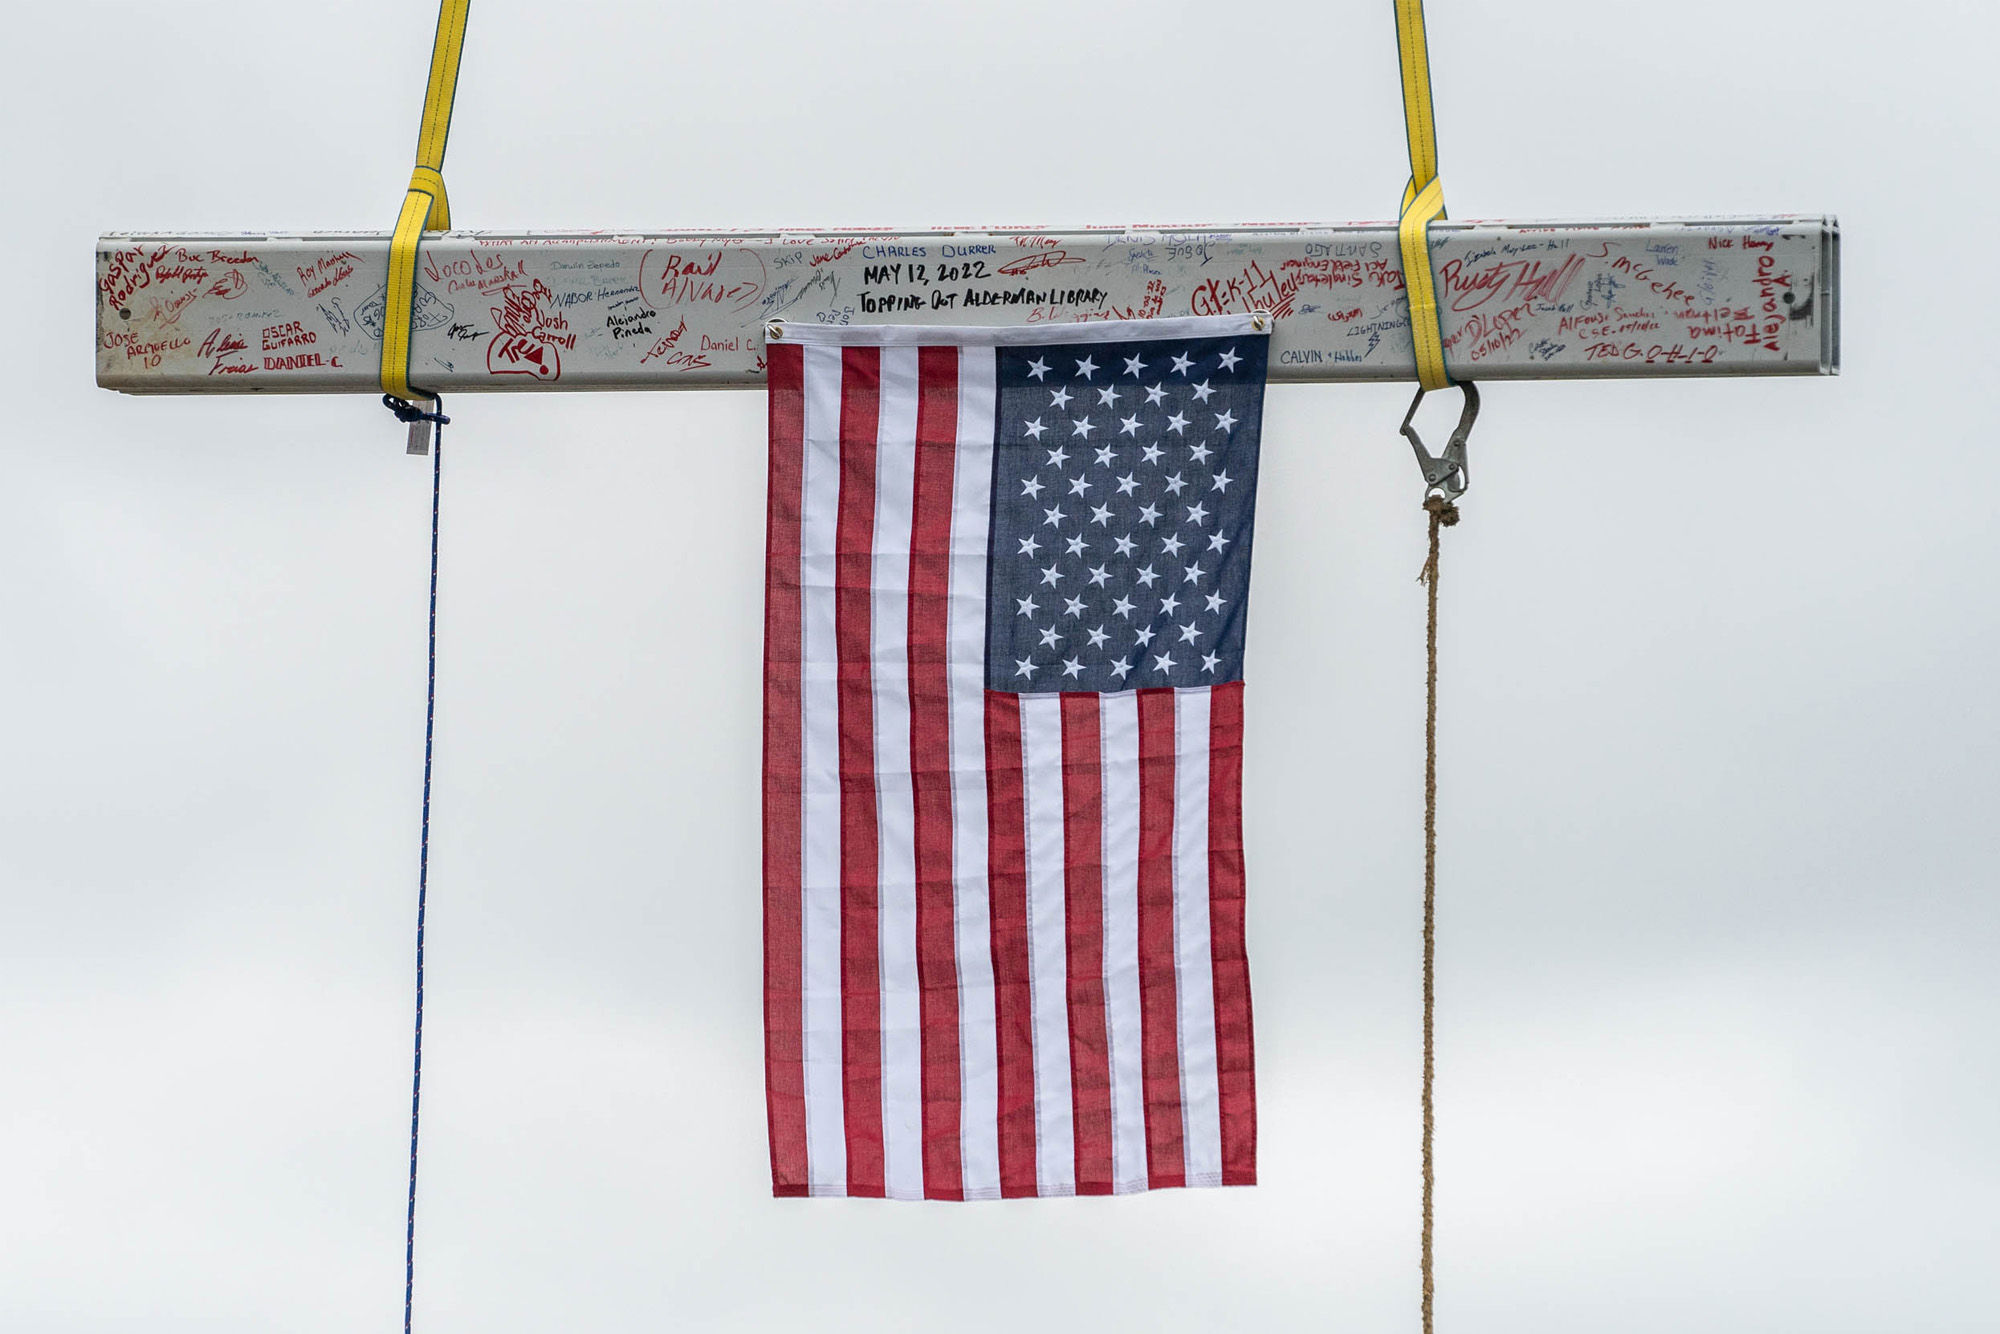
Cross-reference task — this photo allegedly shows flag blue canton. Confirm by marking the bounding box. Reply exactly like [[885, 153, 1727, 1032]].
[[985, 335, 1267, 693]]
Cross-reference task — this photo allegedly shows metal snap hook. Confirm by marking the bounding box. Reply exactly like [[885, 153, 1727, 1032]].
[[1400, 381, 1478, 502]]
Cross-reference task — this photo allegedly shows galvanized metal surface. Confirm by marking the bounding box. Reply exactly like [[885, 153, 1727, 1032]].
[[96, 217, 1838, 393]]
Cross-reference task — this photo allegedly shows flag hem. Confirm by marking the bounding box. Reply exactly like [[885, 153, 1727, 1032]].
[[772, 314, 1263, 348]]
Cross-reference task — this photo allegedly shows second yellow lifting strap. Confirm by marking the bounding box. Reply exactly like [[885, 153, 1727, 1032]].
[[1393, 0, 1452, 392], [381, 0, 472, 404]]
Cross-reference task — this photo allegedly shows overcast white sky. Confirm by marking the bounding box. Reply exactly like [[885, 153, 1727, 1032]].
[[4, 1, 1997, 1329]]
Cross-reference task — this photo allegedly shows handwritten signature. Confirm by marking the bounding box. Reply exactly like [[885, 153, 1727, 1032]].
[[998, 249, 1084, 278]]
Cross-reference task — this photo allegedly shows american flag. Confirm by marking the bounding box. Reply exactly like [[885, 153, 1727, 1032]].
[[762, 314, 1265, 1200]]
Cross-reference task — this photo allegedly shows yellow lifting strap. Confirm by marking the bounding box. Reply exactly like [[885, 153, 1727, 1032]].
[[1393, 0, 1452, 391], [381, 0, 472, 403]]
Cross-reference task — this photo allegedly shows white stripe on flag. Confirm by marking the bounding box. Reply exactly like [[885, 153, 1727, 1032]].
[[799, 344, 847, 1194], [949, 347, 1001, 1199], [1173, 686, 1223, 1185], [1020, 693, 1075, 1196], [871, 347, 923, 1201], [1098, 690, 1147, 1193]]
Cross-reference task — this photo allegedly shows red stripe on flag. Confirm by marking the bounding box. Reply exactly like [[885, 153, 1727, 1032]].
[[835, 346, 885, 1197], [908, 345, 964, 1200], [762, 342, 809, 1197], [1135, 687, 1186, 1188], [1060, 693, 1116, 1195], [984, 691, 1038, 1197], [1207, 680, 1256, 1185]]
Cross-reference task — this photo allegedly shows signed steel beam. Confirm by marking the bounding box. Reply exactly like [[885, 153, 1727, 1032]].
[[96, 217, 1838, 393]]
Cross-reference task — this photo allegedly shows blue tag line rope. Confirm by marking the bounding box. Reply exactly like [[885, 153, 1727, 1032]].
[[387, 393, 448, 1334]]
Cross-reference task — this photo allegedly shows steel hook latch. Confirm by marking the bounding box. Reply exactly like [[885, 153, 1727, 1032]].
[[1400, 381, 1479, 502]]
